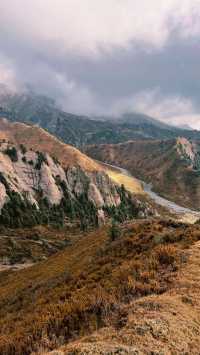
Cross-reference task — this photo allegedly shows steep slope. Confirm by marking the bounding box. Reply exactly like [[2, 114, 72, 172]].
[[0, 118, 100, 171], [86, 138, 200, 210], [0, 219, 200, 354], [0, 89, 199, 147], [0, 119, 152, 229]]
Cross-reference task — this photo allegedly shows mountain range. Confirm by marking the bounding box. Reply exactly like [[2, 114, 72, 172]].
[[1, 88, 200, 209], [1, 88, 200, 148]]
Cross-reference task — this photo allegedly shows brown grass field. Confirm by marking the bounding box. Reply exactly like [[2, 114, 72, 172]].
[[104, 166, 144, 195], [0, 219, 200, 354]]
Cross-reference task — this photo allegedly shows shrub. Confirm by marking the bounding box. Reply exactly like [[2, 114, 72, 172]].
[[0, 172, 10, 191], [154, 245, 176, 265], [52, 156, 60, 165], [35, 152, 48, 170], [20, 144, 27, 154], [109, 220, 121, 241], [4, 146, 18, 162]]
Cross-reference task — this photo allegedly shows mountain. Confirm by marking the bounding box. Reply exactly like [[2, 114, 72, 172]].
[[0, 118, 152, 229], [0, 118, 100, 171], [85, 137, 200, 210], [0, 88, 199, 147], [2, 90, 200, 355], [107, 111, 178, 130]]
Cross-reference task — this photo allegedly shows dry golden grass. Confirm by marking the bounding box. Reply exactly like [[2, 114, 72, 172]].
[[62, 239, 200, 355], [0, 219, 199, 354], [0, 118, 101, 171], [0, 225, 74, 266], [104, 167, 144, 194], [153, 244, 177, 265]]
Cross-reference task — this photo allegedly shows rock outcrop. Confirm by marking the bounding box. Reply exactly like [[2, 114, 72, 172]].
[[0, 141, 150, 227], [0, 142, 120, 208], [176, 136, 200, 170]]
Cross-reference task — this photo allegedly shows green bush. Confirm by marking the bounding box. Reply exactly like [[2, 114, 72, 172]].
[[4, 147, 18, 162], [35, 151, 48, 170], [109, 220, 121, 241], [20, 144, 27, 155]]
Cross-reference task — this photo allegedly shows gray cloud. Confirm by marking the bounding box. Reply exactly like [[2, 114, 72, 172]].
[[0, 0, 200, 128]]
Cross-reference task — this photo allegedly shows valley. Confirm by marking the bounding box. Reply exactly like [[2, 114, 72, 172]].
[[0, 94, 200, 354], [86, 138, 200, 211], [101, 162, 200, 224]]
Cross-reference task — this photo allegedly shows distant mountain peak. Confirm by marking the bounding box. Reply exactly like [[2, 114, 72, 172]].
[[0, 88, 199, 149]]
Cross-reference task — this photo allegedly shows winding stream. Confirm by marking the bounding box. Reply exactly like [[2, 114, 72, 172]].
[[101, 161, 200, 222]]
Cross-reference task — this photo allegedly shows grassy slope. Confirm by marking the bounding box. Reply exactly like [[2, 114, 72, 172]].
[[0, 220, 200, 354], [100, 163, 144, 195], [0, 118, 101, 172], [63, 239, 200, 354], [0, 225, 76, 268]]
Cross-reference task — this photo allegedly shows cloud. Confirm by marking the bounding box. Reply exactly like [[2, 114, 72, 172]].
[[132, 89, 195, 121], [0, 0, 200, 128], [0, 56, 20, 92], [1, 0, 200, 58], [53, 73, 100, 115], [113, 88, 200, 129], [168, 114, 200, 130]]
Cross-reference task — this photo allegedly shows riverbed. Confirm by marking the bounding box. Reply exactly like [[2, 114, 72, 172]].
[[101, 161, 200, 224]]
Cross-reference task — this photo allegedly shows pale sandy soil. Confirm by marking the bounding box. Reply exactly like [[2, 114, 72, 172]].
[[0, 262, 34, 272], [178, 212, 200, 224]]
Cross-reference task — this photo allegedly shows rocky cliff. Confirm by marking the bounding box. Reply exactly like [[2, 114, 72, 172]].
[[0, 141, 151, 228]]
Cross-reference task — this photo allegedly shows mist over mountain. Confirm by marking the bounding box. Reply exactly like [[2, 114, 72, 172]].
[[0, 87, 199, 149]]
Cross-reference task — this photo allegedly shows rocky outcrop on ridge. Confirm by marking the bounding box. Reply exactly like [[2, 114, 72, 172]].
[[0, 141, 151, 228]]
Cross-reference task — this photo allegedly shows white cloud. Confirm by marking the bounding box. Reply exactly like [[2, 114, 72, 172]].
[[0, 57, 19, 92], [0, 0, 200, 128], [167, 114, 200, 130], [1, 0, 200, 57], [109, 88, 200, 129], [171, 0, 200, 39], [54, 73, 100, 115], [132, 89, 195, 120]]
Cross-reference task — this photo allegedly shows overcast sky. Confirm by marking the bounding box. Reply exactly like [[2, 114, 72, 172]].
[[0, 0, 200, 128]]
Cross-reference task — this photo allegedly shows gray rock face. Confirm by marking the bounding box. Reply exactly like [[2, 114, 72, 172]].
[[0, 143, 123, 220], [90, 171, 121, 207]]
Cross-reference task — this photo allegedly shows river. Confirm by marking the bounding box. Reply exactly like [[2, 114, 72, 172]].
[[100, 161, 200, 223]]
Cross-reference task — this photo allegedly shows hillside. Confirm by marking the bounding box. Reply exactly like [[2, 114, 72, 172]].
[[0, 118, 100, 172], [0, 89, 199, 148], [0, 219, 200, 354], [86, 138, 200, 210], [55, 229, 200, 355], [0, 119, 156, 233]]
